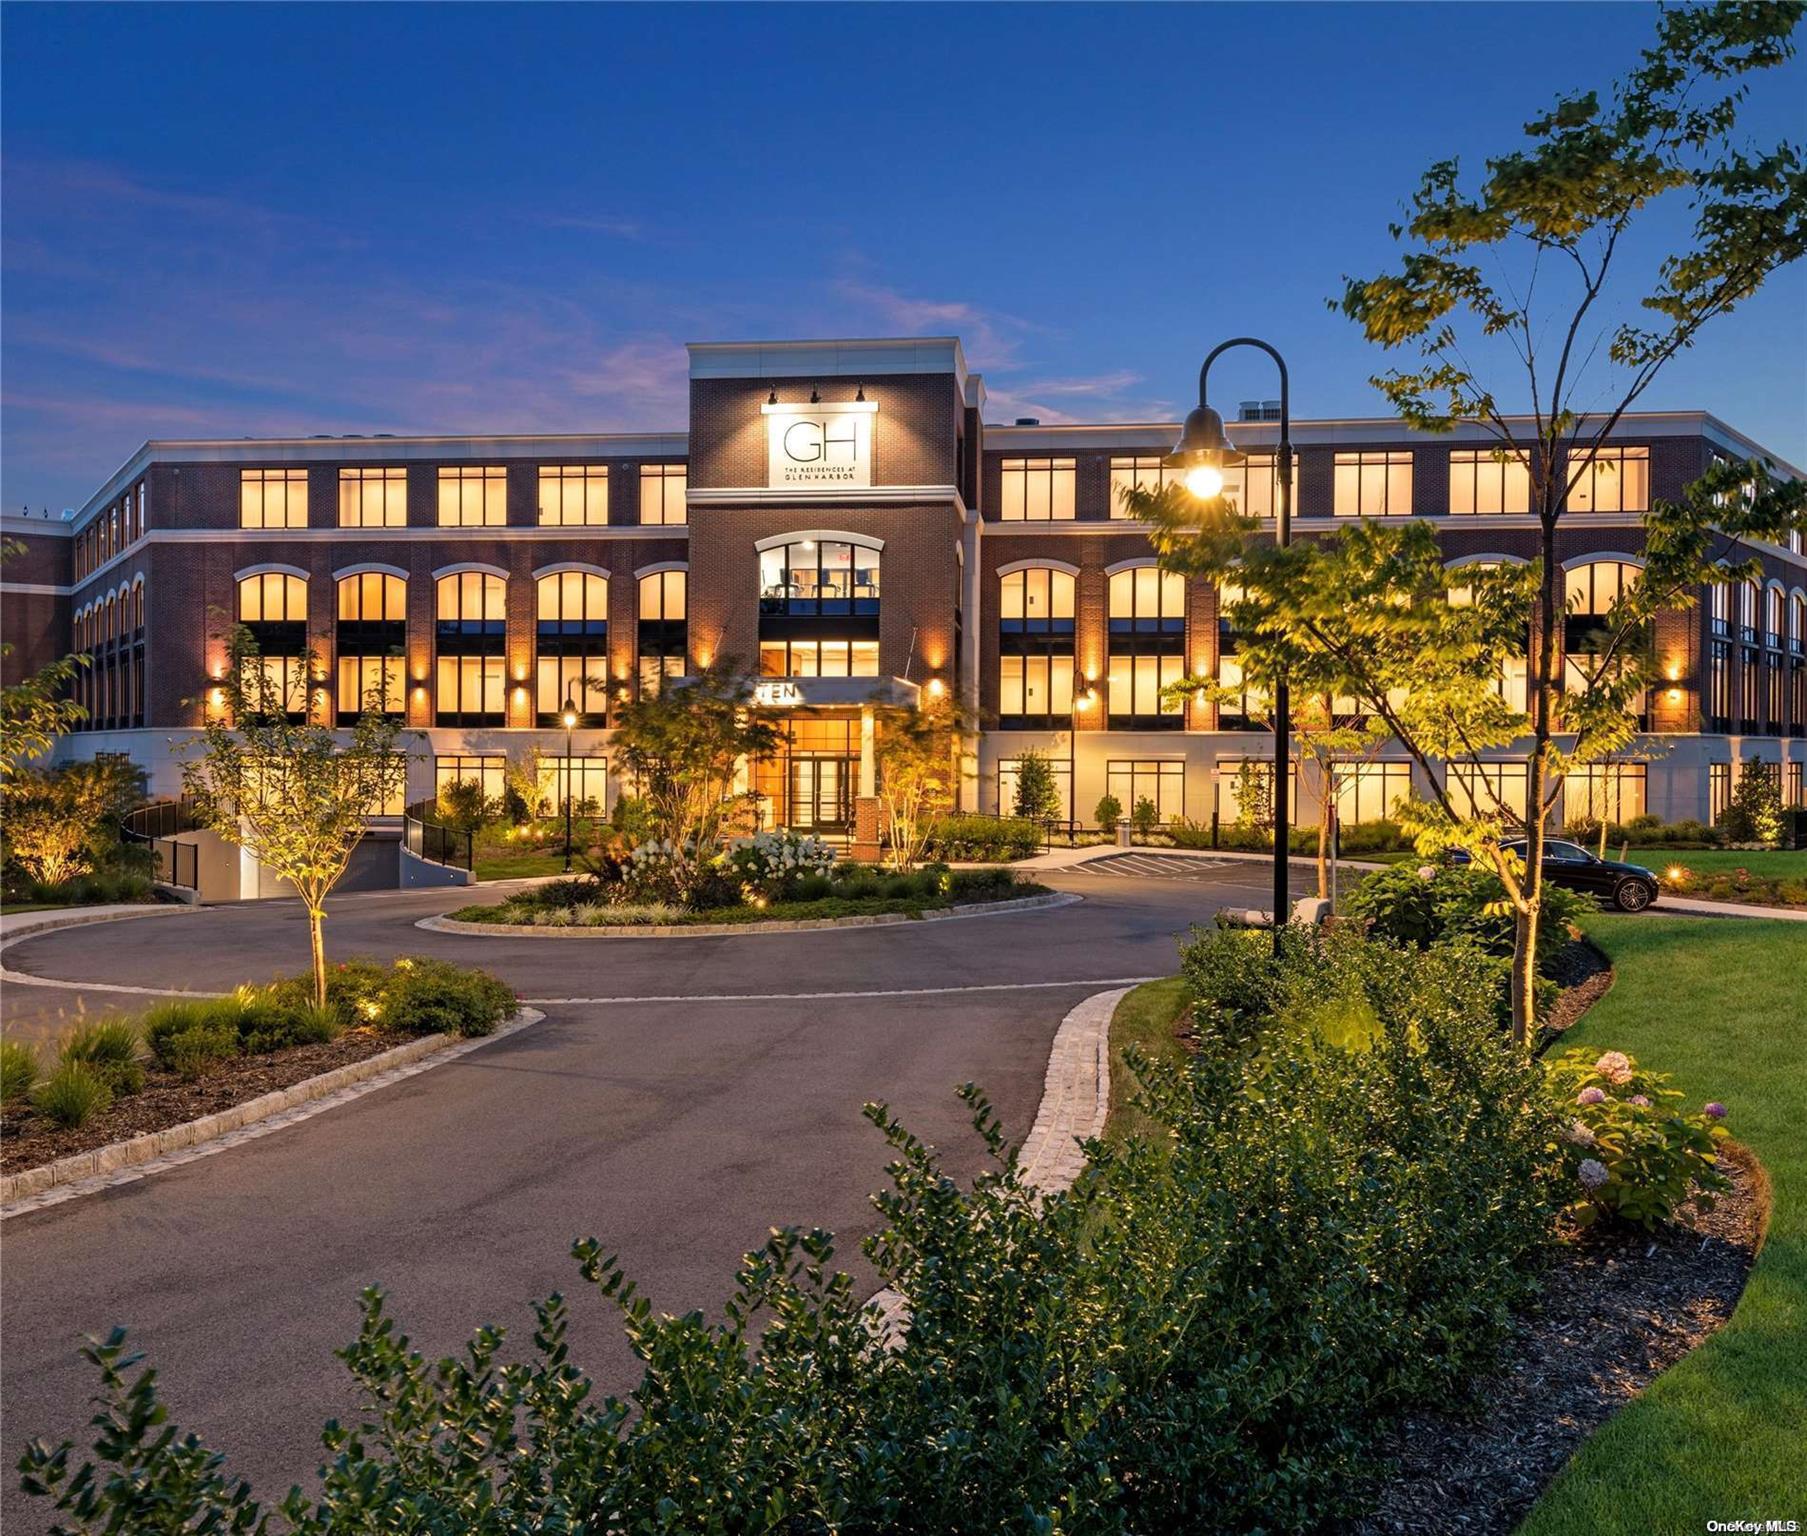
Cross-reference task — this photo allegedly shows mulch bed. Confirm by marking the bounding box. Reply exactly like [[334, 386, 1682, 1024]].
[[1344, 1143, 1765, 1536], [0, 1026, 412, 1177], [1537, 937, 1615, 1043]]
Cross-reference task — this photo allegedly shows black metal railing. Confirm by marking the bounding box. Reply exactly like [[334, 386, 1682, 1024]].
[[121, 798, 202, 890], [403, 799, 474, 871]]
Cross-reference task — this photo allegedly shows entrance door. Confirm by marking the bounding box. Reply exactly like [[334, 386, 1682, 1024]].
[[790, 758, 852, 834]]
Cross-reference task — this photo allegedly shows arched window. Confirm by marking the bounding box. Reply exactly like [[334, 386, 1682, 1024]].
[[435, 571, 506, 726], [336, 572, 407, 722], [638, 567, 687, 696], [997, 566, 1075, 727], [757, 535, 881, 678], [236, 571, 309, 719], [131, 581, 145, 633], [1107, 566, 1185, 729], [535, 570, 608, 724], [1563, 561, 1646, 726]]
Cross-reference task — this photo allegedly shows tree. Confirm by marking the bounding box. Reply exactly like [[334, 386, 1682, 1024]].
[[436, 779, 492, 837], [1094, 794, 1123, 834], [4, 765, 120, 885], [180, 628, 407, 1007], [1, 539, 86, 778], [1130, 796, 1160, 841], [873, 693, 971, 871], [607, 662, 777, 888], [1719, 755, 1785, 847], [1011, 750, 1061, 823], [1137, 2, 1807, 1043]]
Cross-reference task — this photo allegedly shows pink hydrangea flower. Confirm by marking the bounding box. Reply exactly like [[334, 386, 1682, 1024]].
[[1564, 1120, 1596, 1147], [1578, 1158, 1609, 1191], [1578, 1086, 1607, 1106], [1704, 1102, 1727, 1120], [1417, 864, 1437, 881], [1594, 1051, 1634, 1085], [1629, 1095, 1651, 1108]]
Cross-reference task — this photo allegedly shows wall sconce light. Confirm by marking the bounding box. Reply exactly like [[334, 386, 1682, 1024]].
[[926, 677, 945, 699], [1666, 686, 1683, 704], [855, 383, 866, 403], [207, 687, 225, 709], [767, 385, 778, 406], [809, 386, 821, 404]]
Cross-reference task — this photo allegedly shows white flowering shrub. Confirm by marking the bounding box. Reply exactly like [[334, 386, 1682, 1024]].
[[719, 828, 837, 899], [622, 838, 690, 904]]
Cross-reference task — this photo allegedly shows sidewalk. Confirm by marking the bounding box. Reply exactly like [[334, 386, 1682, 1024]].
[[0, 903, 190, 943]]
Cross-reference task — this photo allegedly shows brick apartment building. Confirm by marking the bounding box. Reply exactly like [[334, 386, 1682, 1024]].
[[4, 334, 1804, 871]]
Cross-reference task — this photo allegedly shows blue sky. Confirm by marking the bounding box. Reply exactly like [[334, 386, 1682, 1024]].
[[4, 2, 1803, 513]]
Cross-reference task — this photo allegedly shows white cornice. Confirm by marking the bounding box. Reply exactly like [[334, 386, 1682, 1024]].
[[689, 337, 967, 392], [687, 485, 963, 508], [0, 581, 70, 596]]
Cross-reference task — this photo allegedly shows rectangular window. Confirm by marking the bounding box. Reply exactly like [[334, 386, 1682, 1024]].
[[537, 654, 609, 721], [240, 468, 308, 529], [1106, 653, 1184, 721], [339, 467, 408, 528], [1568, 446, 1650, 513], [1447, 449, 1530, 515], [537, 756, 608, 816], [1709, 762, 1732, 823], [1334, 760, 1414, 827], [1787, 761, 1803, 807], [537, 465, 609, 525], [1107, 760, 1185, 823], [1565, 762, 1647, 825], [435, 754, 507, 805], [1446, 761, 1529, 825], [437, 466, 508, 527], [1108, 457, 1179, 517], [758, 639, 880, 678], [999, 458, 1077, 521], [1333, 451, 1414, 517], [998, 757, 1072, 821], [639, 464, 687, 526], [999, 654, 1073, 720], [1213, 759, 1297, 825], [1222, 453, 1288, 519], [336, 655, 405, 718], [434, 655, 506, 725]]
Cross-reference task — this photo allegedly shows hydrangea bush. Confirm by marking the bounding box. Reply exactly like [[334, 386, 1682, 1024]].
[[1545, 1047, 1731, 1229], [719, 828, 837, 899]]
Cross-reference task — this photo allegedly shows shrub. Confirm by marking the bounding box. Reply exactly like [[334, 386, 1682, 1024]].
[[30, 1061, 112, 1128], [533, 875, 607, 909], [1344, 859, 1591, 972], [621, 839, 689, 904], [1718, 756, 1785, 847], [434, 778, 492, 837], [925, 814, 1041, 861], [946, 866, 1019, 901], [2, 1038, 39, 1105], [142, 1000, 242, 1077], [235, 996, 340, 1054], [572, 902, 686, 926], [1094, 793, 1123, 834], [1011, 750, 1062, 821], [1130, 795, 1160, 839], [1544, 1047, 1731, 1229], [58, 1019, 145, 1096], [379, 957, 515, 1038], [720, 829, 837, 899], [1337, 817, 1409, 853]]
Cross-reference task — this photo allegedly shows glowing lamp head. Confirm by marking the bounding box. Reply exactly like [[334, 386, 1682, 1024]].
[[1184, 465, 1225, 500], [1076, 688, 1098, 711], [926, 677, 945, 699], [1162, 404, 1246, 500], [561, 695, 579, 730]]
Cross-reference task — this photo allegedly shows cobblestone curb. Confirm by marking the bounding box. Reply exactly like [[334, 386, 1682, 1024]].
[[865, 983, 1131, 1349], [416, 890, 1079, 939], [1, 1008, 545, 1218]]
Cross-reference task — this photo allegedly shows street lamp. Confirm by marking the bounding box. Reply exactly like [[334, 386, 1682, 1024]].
[[1164, 338, 1293, 953], [560, 693, 579, 873]]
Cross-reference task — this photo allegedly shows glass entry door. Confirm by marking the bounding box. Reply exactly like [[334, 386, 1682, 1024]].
[[789, 757, 852, 834]]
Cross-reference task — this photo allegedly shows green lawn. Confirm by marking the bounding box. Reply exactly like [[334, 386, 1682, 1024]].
[[1627, 846, 1807, 878], [1105, 977, 1191, 1147], [471, 846, 569, 881], [1520, 914, 1807, 1535]]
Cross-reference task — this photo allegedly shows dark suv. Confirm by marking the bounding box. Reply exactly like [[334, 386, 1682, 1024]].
[[1451, 840, 1661, 912]]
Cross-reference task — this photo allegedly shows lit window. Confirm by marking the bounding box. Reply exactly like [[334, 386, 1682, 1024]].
[[1446, 762, 1529, 825], [435, 754, 507, 804], [998, 757, 1071, 821], [338, 467, 409, 528], [438, 466, 508, 527], [1448, 449, 1530, 515], [999, 655, 1074, 722], [1219, 453, 1287, 519], [1108, 457, 1180, 517], [1107, 566, 1185, 633], [1000, 568, 1075, 632], [1566, 762, 1647, 825], [1107, 760, 1185, 822], [1214, 759, 1296, 825], [336, 571, 407, 623], [237, 571, 307, 623], [435, 572, 506, 725], [758, 540, 880, 613], [638, 569, 687, 694], [240, 469, 308, 529], [535, 572, 608, 724], [336, 656, 404, 719], [1334, 761, 1414, 826], [537, 465, 609, 526], [1567, 447, 1650, 513], [759, 639, 880, 678], [537, 756, 608, 815], [1334, 451, 1414, 517], [335, 572, 407, 722], [639, 464, 687, 526], [999, 458, 1076, 521]]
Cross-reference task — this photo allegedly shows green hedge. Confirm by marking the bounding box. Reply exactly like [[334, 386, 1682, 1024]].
[[925, 813, 1043, 860]]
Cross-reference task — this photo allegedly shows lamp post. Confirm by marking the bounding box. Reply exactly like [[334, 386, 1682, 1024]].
[[560, 694, 578, 873], [1163, 339, 1293, 954]]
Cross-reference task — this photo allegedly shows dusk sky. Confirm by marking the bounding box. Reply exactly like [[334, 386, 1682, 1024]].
[[4, 1, 1803, 515]]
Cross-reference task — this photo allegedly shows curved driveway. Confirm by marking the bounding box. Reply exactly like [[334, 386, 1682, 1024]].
[[1, 858, 1297, 1525]]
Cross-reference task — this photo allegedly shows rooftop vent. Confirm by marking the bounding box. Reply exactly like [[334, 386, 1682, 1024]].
[[1014, 417, 1041, 427], [1237, 400, 1283, 423]]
